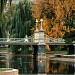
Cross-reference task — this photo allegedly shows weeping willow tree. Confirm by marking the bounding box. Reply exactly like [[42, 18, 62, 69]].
[[10, 1, 34, 73], [0, 0, 12, 38], [10, 0, 34, 54], [0, 0, 7, 38]]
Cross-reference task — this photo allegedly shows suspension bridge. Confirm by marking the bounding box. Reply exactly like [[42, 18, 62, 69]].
[[0, 19, 74, 45], [0, 37, 68, 45]]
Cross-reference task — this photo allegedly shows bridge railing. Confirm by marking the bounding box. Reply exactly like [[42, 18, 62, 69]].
[[0, 37, 65, 43], [45, 37, 65, 43], [0, 37, 33, 42], [0, 38, 8, 42], [28, 36, 33, 42], [0, 38, 22, 42]]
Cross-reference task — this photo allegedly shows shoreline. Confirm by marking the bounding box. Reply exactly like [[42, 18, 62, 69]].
[[49, 57, 75, 63]]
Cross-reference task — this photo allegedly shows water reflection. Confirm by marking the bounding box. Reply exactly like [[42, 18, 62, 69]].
[[33, 55, 38, 74], [9, 55, 75, 74], [0, 54, 75, 74], [38, 59, 45, 73], [10, 55, 33, 74], [45, 60, 75, 74]]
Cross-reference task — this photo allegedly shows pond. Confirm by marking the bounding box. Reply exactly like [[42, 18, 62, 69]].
[[8, 55, 75, 75]]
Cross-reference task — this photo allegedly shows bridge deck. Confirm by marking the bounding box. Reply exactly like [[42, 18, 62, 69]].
[[0, 42, 73, 45], [46, 42, 70, 45], [0, 42, 38, 45]]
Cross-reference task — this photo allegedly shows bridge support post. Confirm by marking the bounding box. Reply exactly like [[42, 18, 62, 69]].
[[37, 44, 46, 73], [33, 44, 46, 73], [73, 41, 75, 54], [73, 43, 75, 54], [68, 45, 75, 54], [33, 45, 38, 73], [38, 44, 46, 60]]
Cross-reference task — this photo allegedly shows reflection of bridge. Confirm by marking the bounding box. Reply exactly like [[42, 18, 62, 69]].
[[0, 37, 68, 45]]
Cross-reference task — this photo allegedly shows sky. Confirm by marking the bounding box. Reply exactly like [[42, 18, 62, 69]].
[[12, 0, 20, 4], [12, 0, 35, 4]]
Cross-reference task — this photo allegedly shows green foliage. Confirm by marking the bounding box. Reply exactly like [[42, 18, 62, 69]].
[[41, 0, 55, 19], [0, 0, 13, 38], [10, 0, 34, 54], [11, 0, 34, 38], [72, 10, 75, 20], [63, 30, 75, 43], [64, 10, 75, 28], [0, 0, 7, 14], [0, 14, 12, 37], [63, 10, 75, 43], [10, 56, 32, 74], [64, 18, 72, 27], [0, 0, 12, 14]]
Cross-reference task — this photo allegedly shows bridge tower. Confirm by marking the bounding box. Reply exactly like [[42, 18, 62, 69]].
[[33, 19, 46, 73], [34, 19, 39, 42], [38, 19, 46, 60], [34, 19, 46, 57]]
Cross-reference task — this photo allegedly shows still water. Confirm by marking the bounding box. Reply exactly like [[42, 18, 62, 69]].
[[8, 55, 75, 75]]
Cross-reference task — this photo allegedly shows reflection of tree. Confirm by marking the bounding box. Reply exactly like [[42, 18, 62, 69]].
[[68, 65, 75, 74], [45, 60, 69, 74], [10, 56, 33, 74], [49, 62, 60, 74], [45, 59, 49, 73], [0, 54, 6, 68]]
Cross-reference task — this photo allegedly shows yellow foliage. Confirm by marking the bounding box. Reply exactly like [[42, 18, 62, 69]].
[[31, 0, 75, 38]]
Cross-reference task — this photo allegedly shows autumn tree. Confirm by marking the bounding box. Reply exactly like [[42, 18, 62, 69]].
[[31, 0, 75, 38], [31, 0, 56, 37]]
